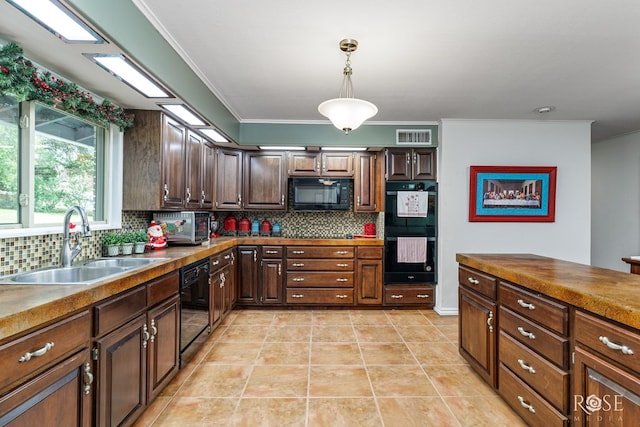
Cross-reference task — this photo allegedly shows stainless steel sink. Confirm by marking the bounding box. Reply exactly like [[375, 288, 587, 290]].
[[83, 258, 163, 269], [0, 258, 169, 285], [3, 266, 130, 285]]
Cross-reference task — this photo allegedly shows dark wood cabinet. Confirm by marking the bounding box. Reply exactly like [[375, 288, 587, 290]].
[[237, 246, 259, 304], [185, 131, 215, 210], [210, 249, 236, 325], [123, 111, 187, 210], [261, 246, 283, 304], [243, 152, 286, 210], [356, 247, 383, 304], [385, 148, 436, 181], [0, 348, 92, 427], [215, 148, 243, 210], [288, 152, 354, 177], [354, 152, 382, 212], [458, 266, 497, 388], [93, 273, 179, 427]]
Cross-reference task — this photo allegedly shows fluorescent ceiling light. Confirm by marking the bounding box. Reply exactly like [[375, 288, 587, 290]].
[[160, 104, 205, 126], [259, 146, 305, 151], [321, 147, 367, 151], [87, 54, 170, 98], [8, 0, 104, 43], [200, 128, 229, 143]]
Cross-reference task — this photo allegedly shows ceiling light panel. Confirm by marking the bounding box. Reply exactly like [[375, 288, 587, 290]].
[[7, 0, 105, 43], [259, 146, 305, 151], [199, 128, 229, 143], [161, 104, 206, 126], [86, 54, 171, 98]]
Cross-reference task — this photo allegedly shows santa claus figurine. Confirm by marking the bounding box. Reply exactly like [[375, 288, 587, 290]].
[[146, 221, 168, 250]]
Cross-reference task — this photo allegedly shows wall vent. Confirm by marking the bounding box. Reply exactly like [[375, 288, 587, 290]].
[[396, 129, 432, 145]]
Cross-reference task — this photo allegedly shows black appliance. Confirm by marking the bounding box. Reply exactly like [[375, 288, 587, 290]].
[[179, 258, 210, 367], [290, 177, 351, 211], [384, 181, 437, 284]]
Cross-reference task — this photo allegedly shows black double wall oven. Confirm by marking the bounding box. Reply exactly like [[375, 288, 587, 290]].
[[384, 181, 437, 285]]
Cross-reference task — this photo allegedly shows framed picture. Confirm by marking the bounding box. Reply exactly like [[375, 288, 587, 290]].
[[469, 165, 557, 222]]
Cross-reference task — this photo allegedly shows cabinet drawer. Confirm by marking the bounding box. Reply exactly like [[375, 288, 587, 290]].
[[500, 282, 568, 335], [499, 331, 569, 413], [261, 246, 283, 258], [357, 246, 383, 259], [147, 272, 179, 307], [500, 306, 569, 369], [498, 364, 569, 427], [575, 310, 640, 373], [286, 288, 354, 305], [287, 272, 354, 287], [384, 285, 434, 306], [0, 310, 90, 393], [94, 286, 147, 337], [286, 259, 354, 271], [210, 249, 234, 270], [458, 266, 496, 300], [287, 246, 354, 259]]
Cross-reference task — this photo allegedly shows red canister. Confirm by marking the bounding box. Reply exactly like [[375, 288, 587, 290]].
[[238, 216, 251, 232], [223, 214, 237, 231], [364, 223, 376, 236], [260, 219, 272, 233]]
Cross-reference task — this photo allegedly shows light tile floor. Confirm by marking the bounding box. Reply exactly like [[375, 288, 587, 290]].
[[133, 309, 526, 427]]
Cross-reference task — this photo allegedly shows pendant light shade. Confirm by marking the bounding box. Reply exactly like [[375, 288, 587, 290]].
[[318, 39, 377, 134]]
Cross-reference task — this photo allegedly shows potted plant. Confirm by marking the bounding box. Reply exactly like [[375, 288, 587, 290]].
[[132, 230, 148, 254], [120, 231, 135, 255], [102, 232, 121, 257]]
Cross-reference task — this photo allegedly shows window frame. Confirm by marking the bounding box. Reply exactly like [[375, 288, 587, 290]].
[[0, 99, 122, 238]]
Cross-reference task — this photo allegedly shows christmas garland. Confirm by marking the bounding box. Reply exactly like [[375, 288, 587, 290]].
[[0, 42, 134, 130]]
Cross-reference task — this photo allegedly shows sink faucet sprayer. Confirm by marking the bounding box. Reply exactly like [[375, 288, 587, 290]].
[[60, 206, 91, 267]]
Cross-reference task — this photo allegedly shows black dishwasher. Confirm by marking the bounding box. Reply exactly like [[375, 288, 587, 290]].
[[179, 258, 210, 367]]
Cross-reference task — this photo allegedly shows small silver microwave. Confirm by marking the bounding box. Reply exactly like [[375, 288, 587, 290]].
[[153, 212, 210, 245]]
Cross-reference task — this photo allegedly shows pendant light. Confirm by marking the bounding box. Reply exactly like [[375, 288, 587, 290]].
[[318, 39, 378, 134]]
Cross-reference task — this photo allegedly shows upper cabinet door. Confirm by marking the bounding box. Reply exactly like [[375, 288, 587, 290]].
[[201, 142, 215, 209], [215, 148, 243, 210], [243, 152, 286, 210], [413, 148, 437, 180], [321, 152, 354, 177], [184, 130, 204, 210], [385, 149, 412, 181], [385, 148, 436, 181], [288, 152, 321, 176], [354, 153, 381, 212], [161, 115, 187, 209]]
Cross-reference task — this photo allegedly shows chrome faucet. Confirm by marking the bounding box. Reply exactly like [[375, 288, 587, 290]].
[[60, 206, 91, 267]]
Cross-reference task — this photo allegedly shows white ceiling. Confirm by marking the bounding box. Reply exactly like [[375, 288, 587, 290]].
[[2, 1, 640, 142]]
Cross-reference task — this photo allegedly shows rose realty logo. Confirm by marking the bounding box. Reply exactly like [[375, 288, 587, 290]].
[[574, 394, 624, 423]]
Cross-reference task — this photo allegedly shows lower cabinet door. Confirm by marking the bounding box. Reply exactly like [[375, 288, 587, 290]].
[[147, 296, 179, 402], [458, 287, 496, 387], [0, 349, 92, 427], [94, 314, 147, 427], [573, 345, 640, 426]]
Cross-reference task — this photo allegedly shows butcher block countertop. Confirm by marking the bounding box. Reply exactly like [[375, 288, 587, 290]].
[[457, 253, 640, 330], [0, 237, 382, 341]]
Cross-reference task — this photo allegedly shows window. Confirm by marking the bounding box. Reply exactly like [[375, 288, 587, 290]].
[[0, 94, 121, 234]]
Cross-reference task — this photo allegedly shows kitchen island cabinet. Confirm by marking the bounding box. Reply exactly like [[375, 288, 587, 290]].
[[457, 253, 640, 427]]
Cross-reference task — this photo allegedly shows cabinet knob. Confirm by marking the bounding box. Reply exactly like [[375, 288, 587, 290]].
[[335, 294, 349, 299], [517, 396, 536, 414], [517, 326, 535, 340], [292, 277, 305, 282], [281, 194, 285, 205], [142, 324, 150, 349], [83, 362, 93, 395], [186, 187, 191, 201], [599, 336, 634, 355], [150, 319, 157, 342], [487, 311, 494, 333], [517, 359, 536, 374], [467, 277, 480, 285], [336, 263, 348, 267], [18, 341, 54, 363], [292, 250, 305, 255], [291, 294, 304, 298], [336, 278, 349, 282], [292, 262, 305, 267], [517, 299, 535, 310], [391, 294, 404, 299], [163, 184, 169, 201], [416, 294, 430, 299]]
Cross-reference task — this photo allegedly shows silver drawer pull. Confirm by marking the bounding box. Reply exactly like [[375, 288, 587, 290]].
[[487, 311, 494, 333], [416, 294, 430, 298], [517, 396, 536, 413], [335, 251, 348, 255], [336, 278, 349, 282], [599, 336, 634, 355], [292, 277, 305, 282], [212, 260, 220, 266], [517, 326, 536, 340], [291, 294, 304, 298], [517, 299, 535, 310], [336, 263, 349, 267], [517, 359, 536, 374], [292, 263, 305, 267], [19, 342, 55, 363], [224, 254, 231, 259], [391, 295, 404, 299], [265, 250, 278, 254], [467, 277, 480, 285], [335, 294, 349, 299], [292, 250, 305, 254], [83, 362, 93, 395]]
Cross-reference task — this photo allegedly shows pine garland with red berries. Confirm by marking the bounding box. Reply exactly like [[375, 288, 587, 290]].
[[0, 42, 134, 130]]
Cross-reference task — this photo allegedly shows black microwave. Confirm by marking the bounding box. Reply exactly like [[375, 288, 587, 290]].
[[291, 178, 351, 211]]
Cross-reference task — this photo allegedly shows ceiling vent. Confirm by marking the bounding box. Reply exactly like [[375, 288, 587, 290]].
[[396, 129, 432, 146]]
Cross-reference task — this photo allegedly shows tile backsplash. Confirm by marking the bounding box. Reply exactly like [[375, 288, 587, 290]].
[[0, 210, 382, 276]]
